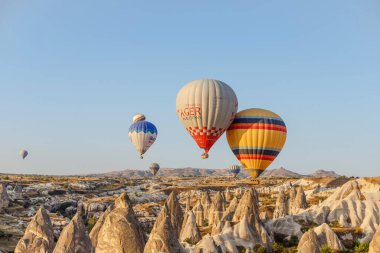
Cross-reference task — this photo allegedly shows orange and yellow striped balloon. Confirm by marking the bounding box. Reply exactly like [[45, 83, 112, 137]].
[[226, 108, 287, 179]]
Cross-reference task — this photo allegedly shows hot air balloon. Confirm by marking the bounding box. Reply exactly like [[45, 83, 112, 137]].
[[176, 79, 238, 159], [19, 149, 28, 160], [228, 165, 241, 178], [149, 163, 160, 176], [226, 108, 287, 179], [128, 114, 158, 159]]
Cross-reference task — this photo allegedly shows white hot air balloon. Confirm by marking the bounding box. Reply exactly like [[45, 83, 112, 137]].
[[19, 149, 28, 160], [176, 79, 238, 158]]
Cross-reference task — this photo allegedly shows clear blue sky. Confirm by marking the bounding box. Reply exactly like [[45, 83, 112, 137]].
[[1, 1, 379, 176]]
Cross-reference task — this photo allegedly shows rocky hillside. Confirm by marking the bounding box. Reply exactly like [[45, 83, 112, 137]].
[[91, 167, 341, 179]]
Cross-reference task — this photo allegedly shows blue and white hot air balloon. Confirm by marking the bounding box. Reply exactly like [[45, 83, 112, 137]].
[[228, 165, 241, 178], [128, 114, 158, 159]]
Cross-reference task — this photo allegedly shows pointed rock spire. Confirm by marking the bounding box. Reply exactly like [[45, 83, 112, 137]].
[[15, 207, 55, 253], [166, 191, 184, 237], [194, 234, 223, 253], [225, 187, 232, 202], [53, 212, 93, 253], [289, 186, 308, 214], [0, 183, 10, 209], [208, 191, 226, 225], [179, 210, 202, 244], [221, 196, 239, 222], [297, 230, 321, 253], [232, 188, 272, 249], [144, 204, 185, 253], [89, 206, 113, 249], [273, 190, 288, 219], [192, 200, 205, 227], [200, 191, 211, 215], [95, 193, 146, 253], [314, 223, 345, 251], [185, 192, 191, 212]]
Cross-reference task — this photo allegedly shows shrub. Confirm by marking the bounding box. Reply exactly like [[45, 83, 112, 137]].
[[87, 216, 98, 232], [256, 246, 268, 253], [320, 244, 333, 253], [354, 241, 369, 253], [272, 242, 284, 253]]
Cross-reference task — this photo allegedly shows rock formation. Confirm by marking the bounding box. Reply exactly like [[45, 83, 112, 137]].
[[179, 210, 202, 244], [185, 192, 191, 212], [306, 180, 380, 239], [166, 191, 184, 237], [15, 207, 55, 253], [289, 186, 307, 214], [297, 230, 321, 253], [194, 235, 223, 253], [369, 224, 380, 253], [192, 200, 205, 226], [0, 183, 10, 209], [143, 204, 185, 253], [200, 191, 211, 215], [314, 223, 345, 251], [95, 193, 146, 253], [53, 211, 93, 253], [273, 190, 288, 219], [89, 206, 113, 249], [221, 196, 238, 222], [297, 224, 345, 253], [232, 188, 272, 249], [225, 187, 232, 202], [208, 191, 226, 225]]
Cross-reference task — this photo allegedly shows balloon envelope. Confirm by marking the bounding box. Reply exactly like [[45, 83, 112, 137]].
[[128, 117, 157, 159], [149, 163, 160, 176], [176, 79, 238, 158], [228, 165, 240, 178], [226, 108, 287, 179], [19, 149, 28, 160]]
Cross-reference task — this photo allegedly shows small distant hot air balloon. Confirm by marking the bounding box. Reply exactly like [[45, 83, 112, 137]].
[[226, 108, 287, 179], [228, 165, 241, 178], [176, 79, 238, 159], [128, 114, 158, 159], [19, 149, 28, 160], [149, 163, 160, 176]]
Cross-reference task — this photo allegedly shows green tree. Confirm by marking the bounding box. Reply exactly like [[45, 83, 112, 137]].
[[354, 241, 369, 253], [320, 244, 333, 253]]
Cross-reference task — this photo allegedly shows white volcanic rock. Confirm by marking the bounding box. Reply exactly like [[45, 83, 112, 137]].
[[201, 191, 212, 215], [185, 192, 191, 212], [297, 230, 321, 253], [0, 183, 10, 209], [305, 180, 380, 239], [270, 216, 303, 239], [53, 212, 93, 253], [89, 206, 113, 249], [95, 193, 146, 253], [179, 210, 201, 244], [314, 223, 345, 251], [144, 203, 185, 253], [273, 190, 288, 219], [222, 197, 239, 222], [192, 201, 205, 226], [369, 224, 380, 253], [193, 235, 223, 253], [208, 191, 227, 225], [166, 191, 184, 237], [15, 207, 55, 253], [232, 188, 272, 249], [225, 188, 232, 202], [289, 186, 308, 214]]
